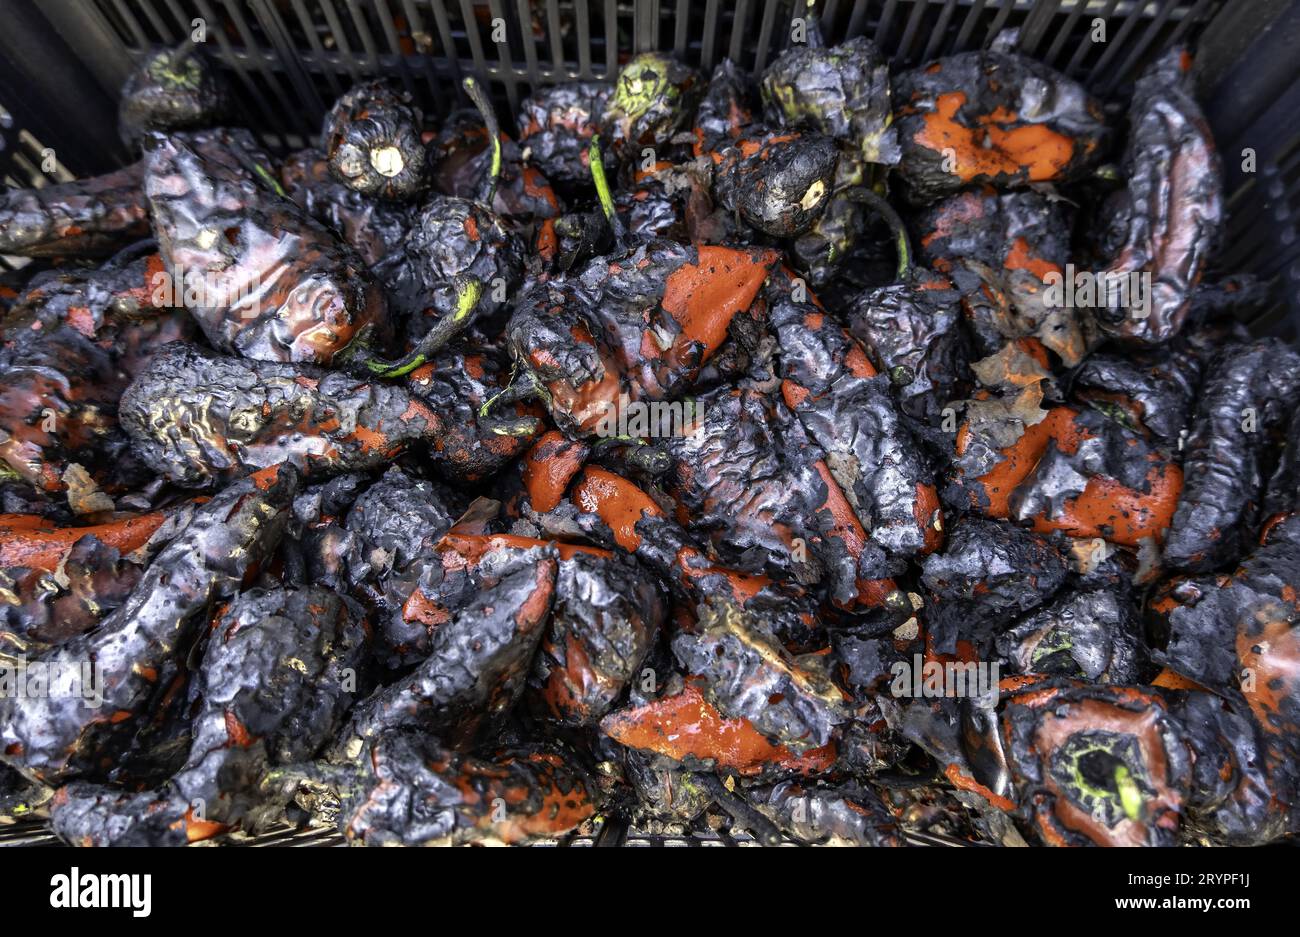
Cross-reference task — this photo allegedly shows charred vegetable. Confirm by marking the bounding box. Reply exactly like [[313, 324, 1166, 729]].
[[119, 41, 229, 149], [321, 81, 428, 201]]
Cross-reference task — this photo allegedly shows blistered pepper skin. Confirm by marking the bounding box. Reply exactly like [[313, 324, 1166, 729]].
[[145, 130, 386, 365], [0, 467, 298, 784]]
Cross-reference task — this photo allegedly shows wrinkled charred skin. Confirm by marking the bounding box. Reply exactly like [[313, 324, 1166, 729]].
[[1166, 689, 1280, 845], [951, 402, 1182, 549], [911, 186, 1084, 364], [340, 467, 458, 668], [50, 585, 368, 845], [428, 111, 564, 223], [375, 195, 523, 344], [601, 53, 700, 164], [671, 599, 849, 753], [119, 45, 228, 150], [747, 778, 902, 846], [0, 251, 194, 493], [693, 59, 756, 159], [1, 535, 145, 653], [1158, 514, 1300, 814], [847, 269, 968, 424], [767, 271, 943, 571], [321, 81, 428, 201], [894, 52, 1106, 204], [333, 541, 556, 752], [516, 83, 611, 185], [1070, 345, 1202, 449], [921, 517, 1069, 653], [996, 587, 1143, 684], [119, 343, 445, 487], [1264, 407, 1300, 519], [0, 466, 297, 784], [1163, 339, 1300, 571], [662, 384, 888, 609], [1007, 407, 1182, 547], [615, 160, 720, 245], [280, 149, 417, 266], [406, 347, 543, 484], [713, 130, 840, 237], [504, 241, 776, 437], [529, 550, 666, 726], [1001, 682, 1192, 846], [0, 163, 149, 259], [564, 465, 827, 648], [145, 129, 387, 364], [762, 34, 898, 166], [326, 730, 594, 846], [1092, 51, 1223, 344]]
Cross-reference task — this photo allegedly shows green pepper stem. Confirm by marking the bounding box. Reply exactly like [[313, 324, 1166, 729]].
[[478, 367, 546, 420], [588, 134, 625, 246], [361, 275, 484, 378], [463, 76, 502, 207], [844, 186, 912, 281]]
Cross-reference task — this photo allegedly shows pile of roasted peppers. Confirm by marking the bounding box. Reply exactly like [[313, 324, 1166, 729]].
[[0, 31, 1296, 849]]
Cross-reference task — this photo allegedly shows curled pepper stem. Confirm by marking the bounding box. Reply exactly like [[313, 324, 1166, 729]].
[[843, 186, 912, 281], [588, 134, 626, 246], [357, 274, 484, 378], [696, 772, 785, 847], [478, 367, 546, 436], [590, 435, 671, 476], [463, 76, 502, 207]]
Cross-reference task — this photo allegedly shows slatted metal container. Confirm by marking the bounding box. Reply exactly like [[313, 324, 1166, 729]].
[[0, 0, 1298, 846]]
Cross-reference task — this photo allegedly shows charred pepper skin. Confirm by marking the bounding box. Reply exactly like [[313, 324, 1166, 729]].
[[333, 542, 557, 753], [601, 53, 700, 165], [1000, 681, 1193, 847], [516, 82, 612, 186], [712, 130, 840, 238], [321, 81, 428, 201], [329, 730, 595, 846], [144, 129, 387, 365], [0, 465, 298, 785], [118, 44, 229, 150], [893, 52, 1107, 204], [995, 587, 1144, 684], [500, 241, 777, 438], [761, 32, 899, 167], [1092, 50, 1223, 345], [910, 186, 1082, 364], [748, 779, 903, 846], [1, 535, 145, 654], [529, 550, 666, 727], [766, 270, 943, 570], [1165, 689, 1280, 846], [693, 59, 756, 159], [119, 343, 445, 487], [0, 162, 148, 259], [404, 348, 542, 484], [847, 270, 968, 425], [375, 194, 523, 345], [50, 585, 369, 846], [921, 517, 1069, 654], [341, 467, 458, 669], [1158, 514, 1300, 816], [1162, 339, 1300, 572], [671, 599, 849, 754], [0, 251, 194, 493], [280, 148, 417, 267]]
